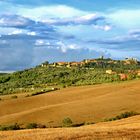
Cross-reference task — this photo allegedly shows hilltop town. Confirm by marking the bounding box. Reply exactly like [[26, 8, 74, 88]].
[[41, 57, 139, 68], [0, 57, 140, 95], [40, 57, 140, 80]]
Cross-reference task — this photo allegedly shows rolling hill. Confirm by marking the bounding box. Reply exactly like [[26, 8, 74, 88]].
[[0, 57, 140, 95], [0, 115, 140, 140], [0, 80, 140, 127]]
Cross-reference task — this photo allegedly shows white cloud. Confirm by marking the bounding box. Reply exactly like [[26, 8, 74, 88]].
[[0, 27, 24, 35], [108, 9, 140, 29], [18, 5, 87, 20], [94, 25, 112, 31], [42, 13, 105, 26], [7, 29, 36, 36], [27, 31, 36, 36], [56, 41, 80, 53], [0, 14, 31, 27], [8, 29, 23, 35], [129, 29, 140, 39], [35, 39, 50, 46], [103, 25, 112, 31], [73, 14, 97, 23]]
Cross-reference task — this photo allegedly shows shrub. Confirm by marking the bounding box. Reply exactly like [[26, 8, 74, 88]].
[[26, 123, 38, 129], [62, 117, 73, 127], [37, 124, 46, 128], [11, 95, 18, 99], [25, 94, 30, 97], [84, 122, 95, 125], [8, 123, 20, 130], [104, 111, 139, 122], [62, 85, 66, 88], [71, 122, 85, 127], [0, 123, 47, 131], [0, 123, 20, 131], [31, 91, 44, 96], [31, 89, 55, 96], [0, 126, 8, 131], [116, 111, 139, 119]]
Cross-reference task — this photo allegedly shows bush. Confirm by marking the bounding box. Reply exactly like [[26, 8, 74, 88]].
[[0, 123, 20, 131], [71, 122, 85, 127], [25, 94, 30, 97], [62, 85, 66, 88], [37, 124, 46, 128], [26, 123, 38, 129], [0, 123, 47, 131], [31, 89, 55, 96], [104, 111, 139, 122], [84, 122, 95, 125], [62, 117, 73, 127], [116, 111, 139, 119], [11, 95, 18, 99]]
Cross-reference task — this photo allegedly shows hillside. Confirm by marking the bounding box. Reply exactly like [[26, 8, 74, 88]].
[[0, 58, 140, 95], [0, 115, 140, 140], [0, 80, 140, 127]]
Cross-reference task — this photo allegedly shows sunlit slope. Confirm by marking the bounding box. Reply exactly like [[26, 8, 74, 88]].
[[0, 80, 140, 126], [0, 115, 140, 140]]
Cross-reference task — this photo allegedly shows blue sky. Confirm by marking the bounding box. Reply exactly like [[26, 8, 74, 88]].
[[0, 0, 140, 71]]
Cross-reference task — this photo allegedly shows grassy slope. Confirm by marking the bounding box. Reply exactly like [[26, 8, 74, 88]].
[[0, 115, 140, 140], [0, 80, 140, 126]]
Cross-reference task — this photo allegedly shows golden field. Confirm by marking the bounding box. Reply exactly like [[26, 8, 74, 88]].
[[0, 80, 140, 139], [0, 115, 140, 140], [0, 80, 140, 126]]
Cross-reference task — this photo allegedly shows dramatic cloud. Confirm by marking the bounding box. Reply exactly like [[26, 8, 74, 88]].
[[0, 14, 34, 28], [42, 14, 106, 26], [33, 47, 109, 65], [87, 30, 140, 51], [17, 5, 87, 20], [0, 0, 140, 71], [0, 14, 55, 33], [129, 29, 140, 38], [0, 40, 34, 71]]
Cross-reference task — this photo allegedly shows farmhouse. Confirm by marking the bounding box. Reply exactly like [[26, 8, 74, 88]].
[[54, 62, 68, 67], [137, 70, 140, 76], [123, 58, 138, 65], [106, 70, 113, 74], [66, 62, 85, 67], [71, 62, 84, 66], [106, 70, 116, 75], [118, 73, 128, 80]]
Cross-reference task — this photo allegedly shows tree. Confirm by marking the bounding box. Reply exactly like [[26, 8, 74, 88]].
[[62, 117, 73, 127]]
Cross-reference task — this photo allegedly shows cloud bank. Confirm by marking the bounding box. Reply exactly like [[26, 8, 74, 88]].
[[0, 1, 140, 71]]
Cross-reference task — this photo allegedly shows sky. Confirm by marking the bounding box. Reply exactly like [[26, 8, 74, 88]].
[[0, 0, 140, 71]]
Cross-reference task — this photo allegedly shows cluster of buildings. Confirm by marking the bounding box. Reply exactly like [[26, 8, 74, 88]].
[[40, 57, 140, 80], [41, 61, 85, 68], [41, 57, 114, 68], [41, 57, 139, 68], [123, 58, 138, 65], [105, 69, 140, 80]]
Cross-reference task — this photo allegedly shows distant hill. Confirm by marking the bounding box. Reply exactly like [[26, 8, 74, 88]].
[[0, 57, 140, 95]]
